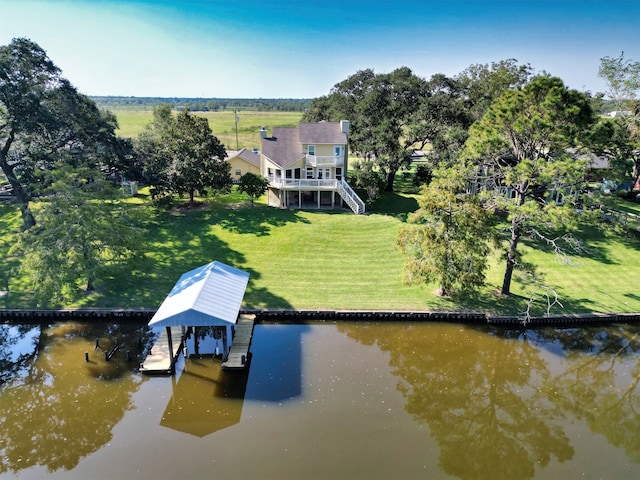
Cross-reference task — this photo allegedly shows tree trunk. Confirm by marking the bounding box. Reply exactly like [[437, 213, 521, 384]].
[[501, 220, 521, 296], [385, 169, 397, 192], [1, 134, 36, 230], [189, 189, 195, 207]]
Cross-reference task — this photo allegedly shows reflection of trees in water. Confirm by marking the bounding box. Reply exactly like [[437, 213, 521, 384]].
[[0, 324, 40, 385], [338, 323, 574, 480], [0, 322, 154, 475], [535, 325, 640, 463]]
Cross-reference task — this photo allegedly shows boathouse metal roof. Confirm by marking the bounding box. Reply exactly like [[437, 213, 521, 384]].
[[148, 261, 249, 328]]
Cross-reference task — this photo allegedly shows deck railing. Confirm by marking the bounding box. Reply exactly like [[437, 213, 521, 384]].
[[305, 154, 344, 167], [268, 177, 338, 189], [337, 179, 365, 214], [266, 176, 365, 214]]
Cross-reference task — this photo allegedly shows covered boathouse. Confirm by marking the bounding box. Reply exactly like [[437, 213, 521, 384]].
[[140, 261, 251, 374]]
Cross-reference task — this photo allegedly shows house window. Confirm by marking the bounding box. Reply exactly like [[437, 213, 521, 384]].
[[268, 168, 273, 176], [308, 145, 316, 156], [285, 169, 293, 179], [235, 169, 242, 176], [306, 167, 314, 179], [334, 145, 342, 157], [294, 168, 301, 179], [336, 167, 342, 180]]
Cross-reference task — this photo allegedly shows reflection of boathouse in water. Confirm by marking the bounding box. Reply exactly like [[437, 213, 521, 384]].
[[160, 357, 250, 437], [139, 261, 252, 374]]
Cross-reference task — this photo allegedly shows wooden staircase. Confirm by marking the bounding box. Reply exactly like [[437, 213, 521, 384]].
[[337, 179, 365, 214]]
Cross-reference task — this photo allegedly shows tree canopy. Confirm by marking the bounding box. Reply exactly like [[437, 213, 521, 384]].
[[303, 67, 428, 192], [463, 75, 597, 297], [237, 172, 269, 207], [0, 38, 130, 230], [303, 60, 534, 195], [135, 105, 231, 207], [597, 52, 640, 190], [397, 168, 493, 297], [11, 163, 144, 304]]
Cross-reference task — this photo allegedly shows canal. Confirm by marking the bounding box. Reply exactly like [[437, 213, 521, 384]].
[[1, 321, 639, 479]]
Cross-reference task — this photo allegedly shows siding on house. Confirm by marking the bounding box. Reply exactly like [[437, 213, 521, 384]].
[[226, 148, 261, 182]]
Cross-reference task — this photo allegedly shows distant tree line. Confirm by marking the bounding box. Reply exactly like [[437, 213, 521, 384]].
[[90, 96, 312, 112]]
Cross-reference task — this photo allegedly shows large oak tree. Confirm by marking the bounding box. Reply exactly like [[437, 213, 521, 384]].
[[0, 38, 129, 230]]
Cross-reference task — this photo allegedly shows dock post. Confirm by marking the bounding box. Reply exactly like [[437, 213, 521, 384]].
[[222, 325, 230, 359], [166, 326, 175, 374]]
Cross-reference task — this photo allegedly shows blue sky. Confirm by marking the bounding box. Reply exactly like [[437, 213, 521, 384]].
[[1, 0, 639, 98]]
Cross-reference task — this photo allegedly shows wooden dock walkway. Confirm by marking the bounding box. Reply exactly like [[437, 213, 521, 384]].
[[222, 315, 255, 371], [139, 326, 184, 375]]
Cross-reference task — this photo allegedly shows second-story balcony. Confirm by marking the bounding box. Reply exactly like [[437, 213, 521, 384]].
[[305, 154, 344, 168], [268, 177, 338, 190]]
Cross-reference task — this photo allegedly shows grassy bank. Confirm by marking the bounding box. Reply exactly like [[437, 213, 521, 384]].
[[2, 184, 640, 316]]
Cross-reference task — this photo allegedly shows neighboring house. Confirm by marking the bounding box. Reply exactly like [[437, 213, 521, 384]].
[[259, 120, 365, 214], [225, 148, 261, 183], [607, 110, 634, 118], [466, 149, 632, 205]]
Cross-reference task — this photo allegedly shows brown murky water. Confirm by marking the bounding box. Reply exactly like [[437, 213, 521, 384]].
[[1, 321, 639, 479]]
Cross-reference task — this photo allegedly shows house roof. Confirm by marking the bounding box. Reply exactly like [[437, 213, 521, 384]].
[[226, 148, 260, 168], [148, 261, 249, 328], [299, 122, 347, 145], [261, 122, 347, 168], [261, 127, 304, 168]]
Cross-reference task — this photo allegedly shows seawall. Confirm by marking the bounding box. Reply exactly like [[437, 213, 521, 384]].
[[2, 307, 640, 328]]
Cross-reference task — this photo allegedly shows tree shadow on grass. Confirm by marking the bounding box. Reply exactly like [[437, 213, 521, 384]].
[[82, 205, 292, 309], [368, 192, 419, 221], [216, 204, 310, 236], [423, 277, 630, 318], [515, 222, 616, 265]]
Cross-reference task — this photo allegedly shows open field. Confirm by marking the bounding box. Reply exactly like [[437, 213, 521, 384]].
[[2, 182, 640, 316], [112, 109, 303, 149]]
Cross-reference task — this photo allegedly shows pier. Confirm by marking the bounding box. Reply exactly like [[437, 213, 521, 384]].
[[139, 326, 185, 375], [222, 314, 255, 371]]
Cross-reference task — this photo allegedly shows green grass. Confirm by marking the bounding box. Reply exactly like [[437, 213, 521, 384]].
[[609, 195, 640, 215], [3, 115, 640, 315], [112, 109, 303, 150], [3, 183, 640, 316]]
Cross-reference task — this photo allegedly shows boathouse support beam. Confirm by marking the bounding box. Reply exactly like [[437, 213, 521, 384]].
[[166, 326, 175, 374]]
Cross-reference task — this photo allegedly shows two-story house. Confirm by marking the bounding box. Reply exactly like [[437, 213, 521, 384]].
[[259, 121, 365, 214]]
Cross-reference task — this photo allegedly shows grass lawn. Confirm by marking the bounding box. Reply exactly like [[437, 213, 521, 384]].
[[2, 112, 639, 315], [2, 182, 640, 316]]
